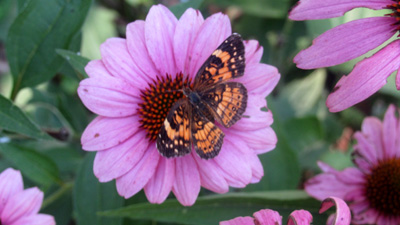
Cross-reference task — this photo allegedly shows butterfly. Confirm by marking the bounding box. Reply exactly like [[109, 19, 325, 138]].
[[156, 33, 248, 159]]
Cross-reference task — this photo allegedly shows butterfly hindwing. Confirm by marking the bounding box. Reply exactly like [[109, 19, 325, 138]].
[[201, 82, 247, 128], [193, 33, 245, 90], [156, 99, 192, 158], [191, 107, 224, 159]]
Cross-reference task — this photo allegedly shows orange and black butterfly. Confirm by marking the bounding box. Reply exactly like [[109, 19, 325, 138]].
[[156, 33, 247, 159]]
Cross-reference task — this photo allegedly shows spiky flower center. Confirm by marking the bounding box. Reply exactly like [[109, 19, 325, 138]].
[[387, 1, 400, 31], [138, 73, 189, 140], [365, 158, 400, 217]]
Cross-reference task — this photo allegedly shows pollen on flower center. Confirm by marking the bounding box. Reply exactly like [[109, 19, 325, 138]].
[[365, 158, 400, 217], [386, 1, 400, 30], [138, 73, 189, 140]]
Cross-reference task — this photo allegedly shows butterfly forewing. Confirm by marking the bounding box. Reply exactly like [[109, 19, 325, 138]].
[[191, 107, 225, 159], [201, 82, 247, 128], [193, 33, 245, 91], [156, 99, 192, 158]]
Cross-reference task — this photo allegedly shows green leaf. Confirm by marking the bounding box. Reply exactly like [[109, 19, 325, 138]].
[[101, 191, 327, 224], [56, 49, 90, 79], [169, 0, 204, 18], [0, 94, 50, 140], [0, 143, 61, 186], [74, 153, 124, 225], [6, 0, 92, 99]]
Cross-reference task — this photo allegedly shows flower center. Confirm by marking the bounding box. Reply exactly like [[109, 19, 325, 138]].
[[138, 73, 189, 140], [387, 1, 400, 31], [365, 158, 400, 217]]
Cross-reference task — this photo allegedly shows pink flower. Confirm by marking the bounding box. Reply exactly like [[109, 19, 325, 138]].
[[305, 105, 400, 224], [220, 197, 351, 225], [0, 168, 55, 225], [78, 4, 279, 206], [289, 0, 400, 112]]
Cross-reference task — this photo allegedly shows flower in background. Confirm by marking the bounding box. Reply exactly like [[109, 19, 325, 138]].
[[78, 4, 279, 206], [289, 0, 400, 112], [0, 168, 55, 225], [305, 105, 400, 224], [220, 197, 351, 225]]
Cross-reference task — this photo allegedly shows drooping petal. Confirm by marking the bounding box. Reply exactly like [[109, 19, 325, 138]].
[[173, 8, 204, 74], [289, 0, 393, 20], [78, 76, 141, 117], [172, 155, 201, 206], [188, 13, 231, 78], [144, 157, 175, 204], [0, 168, 23, 213], [1, 188, 43, 224], [116, 147, 160, 198], [238, 63, 280, 97], [193, 154, 229, 194], [12, 214, 55, 225], [145, 4, 178, 76], [93, 130, 148, 182], [220, 216, 255, 225], [294, 17, 396, 69], [319, 197, 351, 225], [247, 152, 264, 183], [81, 116, 141, 151], [244, 40, 263, 66], [327, 40, 400, 112], [287, 210, 313, 225], [253, 209, 282, 225], [85, 60, 112, 79], [126, 20, 157, 83], [227, 127, 277, 154], [100, 38, 148, 85], [233, 96, 273, 131], [382, 105, 398, 158]]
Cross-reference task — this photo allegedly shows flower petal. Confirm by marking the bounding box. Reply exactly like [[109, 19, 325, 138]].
[[188, 13, 231, 78], [12, 214, 55, 225], [116, 147, 160, 198], [382, 105, 398, 159], [327, 40, 400, 112], [145, 4, 178, 76], [319, 197, 351, 225], [227, 127, 277, 154], [359, 117, 384, 162], [85, 60, 112, 79], [193, 154, 229, 193], [253, 209, 282, 225], [173, 8, 204, 74], [396, 66, 400, 90], [244, 40, 263, 66], [247, 153, 264, 183], [126, 20, 157, 83], [0, 168, 23, 213], [100, 38, 148, 85], [172, 155, 201, 206], [238, 63, 280, 97], [288, 210, 313, 225], [78, 76, 141, 117], [232, 96, 273, 131], [144, 157, 175, 204], [93, 130, 149, 182], [81, 116, 141, 151], [1, 188, 43, 224], [220, 216, 255, 225], [289, 0, 393, 20], [294, 17, 396, 69]]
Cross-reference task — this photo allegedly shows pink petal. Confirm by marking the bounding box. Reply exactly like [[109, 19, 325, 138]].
[[0, 168, 23, 213], [116, 147, 160, 198], [144, 157, 175, 204], [327, 40, 400, 112], [294, 17, 396, 69], [382, 105, 398, 159], [353, 132, 378, 167], [238, 63, 280, 97], [193, 154, 229, 194], [352, 208, 379, 225], [126, 20, 157, 83], [227, 127, 277, 154], [172, 155, 201, 206], [100, 38, 148, 85], [253, 209, 282, 225], [232, 96, 273, 131], [289, 0, 392, 20], [12, 214, 55, 225], [188, 13, 231, 78], [220, 216, 255, 225], [359, 117, 384, 162], [145, 4, 178, 76], [85, 60, 112, 79], [81, 116, 141, 151], [93, 130, 149, 182], [319, 197, 351, 225], [1, 188, 43, 224], [396, 67, 400, 90], [288, 210, 313, 225], [173, 8, 204, 75], [350, 200, 369, 214], [244, 40, 263, 66], [78, 76, 141, 117]]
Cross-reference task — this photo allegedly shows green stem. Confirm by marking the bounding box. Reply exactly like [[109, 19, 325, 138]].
[[42, 181, 73, 208]]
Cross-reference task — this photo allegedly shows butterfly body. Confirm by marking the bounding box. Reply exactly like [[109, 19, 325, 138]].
[[156, 33, 248, 159]]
